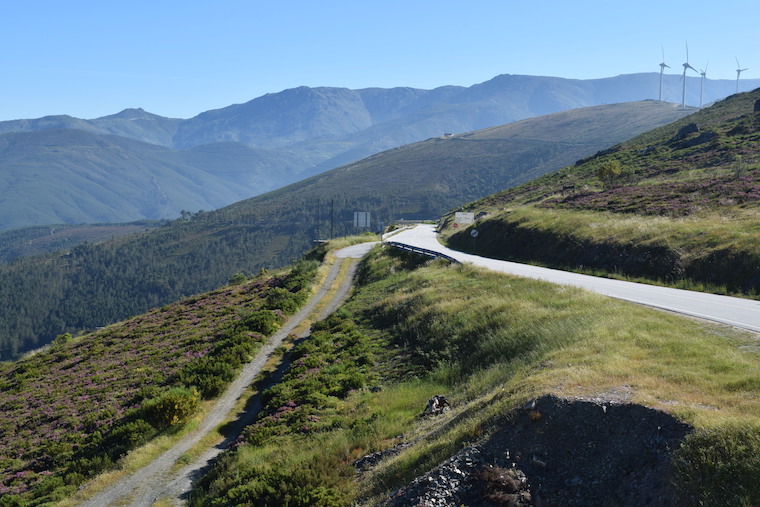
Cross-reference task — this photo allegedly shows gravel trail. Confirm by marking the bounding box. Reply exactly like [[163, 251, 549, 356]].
[[78, 247, 368, 506]]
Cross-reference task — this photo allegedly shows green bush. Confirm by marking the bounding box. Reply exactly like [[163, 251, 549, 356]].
[[178, 358, 235, 398], [52, 332, 73, 346], [105, 418, 156, 456], [141, 387, 200, 430], [673, 423, 760, 506], [282, 259, 320, 292], [263, 287, 301, 314], [228, 272, 247, 285], [240, 309, 283, 336]]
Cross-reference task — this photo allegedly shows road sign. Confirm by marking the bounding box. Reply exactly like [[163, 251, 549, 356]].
[[354, 211, 370, 228], [454, 212, 474, 224]]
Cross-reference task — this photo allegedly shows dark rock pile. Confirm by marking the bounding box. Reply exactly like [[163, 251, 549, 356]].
[[372, 395, 692, 506]]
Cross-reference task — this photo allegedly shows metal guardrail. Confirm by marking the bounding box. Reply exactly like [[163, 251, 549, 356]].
[[384, 241, 461, 264]]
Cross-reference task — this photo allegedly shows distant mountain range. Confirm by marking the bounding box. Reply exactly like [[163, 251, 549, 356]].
[[1, 72, 757, 232], [0, 100, 692, 359]]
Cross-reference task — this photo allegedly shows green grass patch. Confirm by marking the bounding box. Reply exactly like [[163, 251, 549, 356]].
[[188, 247, 760, 505]]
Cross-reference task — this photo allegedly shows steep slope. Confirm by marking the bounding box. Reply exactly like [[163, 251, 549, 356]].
[[444, 89, 760, 295], [0, 101, 692, 360], [0, 253, 325, 504]]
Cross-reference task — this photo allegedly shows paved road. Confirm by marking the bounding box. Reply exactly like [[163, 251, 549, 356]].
[[390, 224, 760, 333]]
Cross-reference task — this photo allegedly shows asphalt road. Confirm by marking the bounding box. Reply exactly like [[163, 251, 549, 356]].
[[390, 224, 760, 334]]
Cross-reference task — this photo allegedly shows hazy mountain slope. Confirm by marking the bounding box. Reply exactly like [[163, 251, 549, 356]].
[[88, 108, 183, 145], [252, 101, 693, 218], [0, 221, 160, 263], [0, 109, 183, 146], [1, 73, 757, 233], [0, 101, 691, 360], [0, 130, 301, 230]]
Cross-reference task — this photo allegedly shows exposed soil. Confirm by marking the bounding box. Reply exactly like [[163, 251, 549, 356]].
[[381, 395, 692, 506]]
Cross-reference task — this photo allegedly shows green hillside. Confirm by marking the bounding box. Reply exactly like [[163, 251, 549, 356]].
[[0, 254, 321, 504], [444, 89, 760, 296], [188, 246, 760, 506], [0, 101, 690, 360], [3, 243, 759, 505]]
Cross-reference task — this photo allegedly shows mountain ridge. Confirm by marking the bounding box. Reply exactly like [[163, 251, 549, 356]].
[[0, 100, 692, 359], [1, 72, 757, 232]]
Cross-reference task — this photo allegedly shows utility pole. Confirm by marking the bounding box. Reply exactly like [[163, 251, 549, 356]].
[[330, 198, 334, 240]]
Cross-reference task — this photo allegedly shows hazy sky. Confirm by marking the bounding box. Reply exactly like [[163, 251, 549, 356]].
[[2, 0, 758, 121]]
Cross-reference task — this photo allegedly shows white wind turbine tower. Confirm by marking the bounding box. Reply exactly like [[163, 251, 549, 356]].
[[659, 46, 670, 101], [735, 57, 748, 93], [699, 61, 708, 108], [681, 43, 699, 108]]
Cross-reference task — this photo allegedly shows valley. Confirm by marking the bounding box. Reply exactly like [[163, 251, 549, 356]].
[[0, 81, 758, 506], [0, 100, 691, 361]]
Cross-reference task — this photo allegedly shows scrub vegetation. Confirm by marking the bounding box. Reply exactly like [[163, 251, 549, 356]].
[[190, 247, 760, 506], [0, 257, 320, 504], [445, 89, 760, 297]]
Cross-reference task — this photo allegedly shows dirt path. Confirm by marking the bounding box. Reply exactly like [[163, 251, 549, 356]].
[[77, 247, 369, 506]]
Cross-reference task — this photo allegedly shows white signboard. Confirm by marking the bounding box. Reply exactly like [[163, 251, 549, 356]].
[[454, 212, 475, 224], [354, 211, 371, 228]]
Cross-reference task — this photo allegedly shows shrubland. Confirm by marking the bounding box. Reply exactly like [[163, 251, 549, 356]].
[[0, 258, 320, 504], [190, 247, 760, 506]]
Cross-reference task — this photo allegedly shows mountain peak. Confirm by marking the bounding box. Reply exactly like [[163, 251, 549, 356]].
[[100, 108, 157, 120]]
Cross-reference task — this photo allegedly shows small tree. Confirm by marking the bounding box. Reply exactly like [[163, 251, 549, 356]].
[[52, 332, 73, 346], [597, 160, 623, 186]]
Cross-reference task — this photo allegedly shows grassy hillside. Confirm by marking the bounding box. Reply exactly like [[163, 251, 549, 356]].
[[3, 242, 758, 505], [190, 247, 760, 506], [444, 89, 760, 296], [0, 254, 321, 504], [0, 101, 690, 360]]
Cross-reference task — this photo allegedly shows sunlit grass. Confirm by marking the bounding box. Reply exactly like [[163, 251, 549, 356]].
[[344, 251, 760, 503]]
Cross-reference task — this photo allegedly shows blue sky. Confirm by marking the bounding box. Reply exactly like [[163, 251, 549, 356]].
[[2, 0, 758, 121]]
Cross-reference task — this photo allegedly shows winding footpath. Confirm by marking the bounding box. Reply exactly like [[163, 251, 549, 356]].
[[390, 224, 760, 334], [78, 242, 377, 506]]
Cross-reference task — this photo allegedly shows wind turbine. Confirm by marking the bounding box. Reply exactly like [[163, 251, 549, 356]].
[[699, 61, 708, 108], [681, 43, 698, 108], [735, 57, 748, 94], [659, 46, 670, 101]]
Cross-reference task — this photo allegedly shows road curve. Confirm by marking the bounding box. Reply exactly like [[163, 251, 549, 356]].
[[390, 224, 760, 334], [77, 244, 373, 506]]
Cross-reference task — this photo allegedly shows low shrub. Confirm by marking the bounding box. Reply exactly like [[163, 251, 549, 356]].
[[240, 309, 283, 336], [673, 423, 760, 506], [141, 387, 200, 430], [105, 418, 156, 456], [178, 358, 235, 398], [263, 287, 302, 314]]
